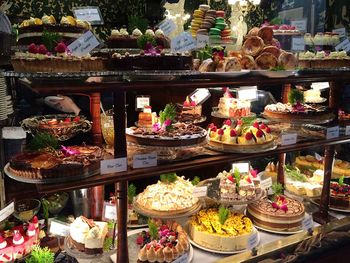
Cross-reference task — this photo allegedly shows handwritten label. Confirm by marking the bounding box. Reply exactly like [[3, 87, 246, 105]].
[[260, 177, 272, 190], [292, 36, 305, 51], [0, 202, 14, 222], [335, 39, 350, 52], [172, 253, 188, 263], [68, 30, 100, 57], [73, 6, 103, 24], [326, 126, 339, 140], [346, 126, 350, 136], [232, 162, 250, 173], [101, 157, 127, 174], [302, 215, 314, 231], [132, 153, 157, 169], [196, 34, 209, 48], [281, 133, 297, 146], [158, 19, 176, 37], [49, 219, 70, 237], [104, 202, 117, 221], [171, 32, 196, 53], [248, 232, 258, 250], [333, 28, 346, 38], [135, 96, 151, 111], [291, 19, 307, 32], [193, 186, 207, 197], [189, 88, 211, 105], [237, 86, 258, 101]]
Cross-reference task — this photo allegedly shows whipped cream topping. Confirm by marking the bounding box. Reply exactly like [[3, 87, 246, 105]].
[[13, 232, 24, 246], [145, 29, 155, 37], [70, 217, 90, 244], [111, 29, 121, 37], [155, 29, 165, 38], [120, 28, 129, 36], [132, 28, 143, 37], [0, 239, 7, 249]]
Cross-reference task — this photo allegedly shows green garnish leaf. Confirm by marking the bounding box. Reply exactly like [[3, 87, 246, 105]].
[[234, 168, 241, 187], [137, 34, 157, 50], [41, 199, 49, 222], [103, 236, 114, 251], [218, 206, 230, 225], [26, 246, 54, 263], [42, 30, 61, 52], [27, 132, 59, 151], [148, 219, 159, 240], [288, 89, 304, 104], [270, 65, 285, 71], [191, 176, 201, 186], [159, 104, 177, 125], [160, 173, 178, 184], [285, 165, 308, 182], [339, 175, 345, 186], [128, 184, 137, 204], [271, 183, 283, 197]]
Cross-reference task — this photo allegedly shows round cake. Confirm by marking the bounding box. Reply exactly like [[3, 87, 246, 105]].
[[189, 208, 256, 251], [330, 181, 350, 209], [246, 196, 305, 232]]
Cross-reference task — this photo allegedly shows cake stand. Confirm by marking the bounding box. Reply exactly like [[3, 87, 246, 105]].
[[211, 108, 256, 120], [251, 70, 297, 78]]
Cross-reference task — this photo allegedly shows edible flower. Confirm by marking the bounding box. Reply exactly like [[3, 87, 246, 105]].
[[144, 42, 162, 55], [162, 119, 172, 131], [61, 145, 80, 156], [292, 101, 305, 112], [152, 122, 161, 132], [271, 196, 288, 212], [250, 169, 258, 178]]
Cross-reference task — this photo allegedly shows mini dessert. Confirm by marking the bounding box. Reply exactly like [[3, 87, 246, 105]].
[[137, 220, 189, 262], [135, 174, 199, 212], [216, 89, 251, 118], [176, 96, 203, 123], [264, 162, 278, 182], [298, 50, 350, 69], [189, 207, 255, 251], [70, 216, 108, 254], [138, 106, 158, 128], [304, 89, 326, 103], [330, 178, 350, 208]]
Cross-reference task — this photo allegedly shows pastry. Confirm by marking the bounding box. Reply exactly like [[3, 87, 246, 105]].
[[240, 55, 256, 69], [258, 26, 273, 44], [278, 52, 298, 69], [330, 180, 350, 208], [216, 57, 241, 72], [242, 36, 264, 57], [261, 46, 281, 59], [138, 106, 158, 128], [255, 52, 278, 69]]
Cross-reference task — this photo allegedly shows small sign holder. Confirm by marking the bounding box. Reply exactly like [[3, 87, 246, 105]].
[[73, 6, 104, 25]]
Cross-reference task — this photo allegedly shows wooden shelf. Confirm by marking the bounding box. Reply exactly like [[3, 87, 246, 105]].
[[36, 135, 350, 194]]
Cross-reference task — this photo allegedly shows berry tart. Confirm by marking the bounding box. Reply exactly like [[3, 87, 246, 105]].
[[330, 178, 350, 209]]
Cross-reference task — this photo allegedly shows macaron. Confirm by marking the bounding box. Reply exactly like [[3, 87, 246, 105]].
[[209, 28, 221, 35], [200, 21, 212, 29], [197, 29, 209, 35], [221, 28, 232, 37], [216, 10, 225, 18], [206, 10, 217, 17], [204, 16, 216, 25], [194, 9, 205, 18], [215, 22, 227, 30], [215, 17, 225, 24], [199, 4, 210, 12], [210, 35, 221, 41]]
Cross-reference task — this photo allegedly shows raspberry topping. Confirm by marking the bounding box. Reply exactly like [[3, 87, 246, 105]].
[[259, 123, 267, 129], [256, 129, 264, 138], [265, 127, 271, 133], [28, 43, 38, 54], [224, 119, 232, 126], [38, 44, 48, 55], [55, 42, 67, 53], [218, 129, 224, 135], [230, 129, 237, 137], [245, 132, 253, 140], [253, 122, 259, 128]]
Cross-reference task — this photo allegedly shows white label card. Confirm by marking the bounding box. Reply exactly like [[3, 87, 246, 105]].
[[193, 186, 208, 197], [136, 96, 151, 111], [172, 253, 188, 263], [346, 126, 350, 136], [333, 28, 346, 38], [292, 36, 305, 51], [247, 232, 258, 250], [291, 19, 307, 31], [314, 153, 323, 161], [311, 82, 329, 90], [171, 32, 196, 53], [73, 6, 103, 24], [0, 202, 14, 222], [232, 162, 250, 173], [326, 126, 339, 140], [100, 158, 127, 174], [260, 177, 272, 190], [158, 19, 176, 37], [49, 219, 71, 237], [68, 30, 100, 57], [104, 202, 117, 221], [302, 215, 314, 231], [335, 39, 350, 52], [237, 86, 258, 101], [132, 153, 157, 169], [189, 88, 211, 105], [281, 133, 297, 146], [196, 34, 210, 48]]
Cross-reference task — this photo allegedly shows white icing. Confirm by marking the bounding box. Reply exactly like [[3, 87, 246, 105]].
[[0, 240, 7, 249], [145, 29, 155, 37], [13, 236, 24, 245]]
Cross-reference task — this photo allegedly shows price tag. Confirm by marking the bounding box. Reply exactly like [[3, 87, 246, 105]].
[[326, 126, 339, 139], [196, 34, 210, 48], [172, 253, 188, 263], [193, 186, 207, 197], [100, 157, 127, 174], [346, 126, 350, 136], [260, 177, 272, 190], [49, 219, 71, 237], [171, 32, 196, 53], [281, 133, 297, 146], [315, 153, 323, 161], [132, 153, 157, 169], [237, 86, 258, 101], [73, 6, 103, 25], [0, 202, 14, 222], [68, 30, 100, 57], [135, 96, 151, 111], [291, 36, 305, 51], [311, 82, 329, 90], [291, 19, 307, 32], [232, 162, 250, 173], [189, 88, 211, 105], [247, 232, 258, 250], [158, 19, 176, 37], [302, 215, 314, 231], [335, 39, 350, 52], [103, 202, 117, 221], [333, 28, 346, 38]]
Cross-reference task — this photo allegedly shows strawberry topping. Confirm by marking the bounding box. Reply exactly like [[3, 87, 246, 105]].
[[259, 123, 267, 129], [55, 42, 67, 53], [230, 129, 237, 137], [245, 132, 253, 140], [28, 43, 38, 54], [224, 119, 232, 126], [265, 127, 271, 133], [253, 122, 259, 128]]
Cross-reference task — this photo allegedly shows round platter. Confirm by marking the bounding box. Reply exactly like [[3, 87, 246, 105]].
[[186, 226, 260, 254], [126, 127, 207, 147], [133, 200, 202, 219], [207, 138, 277, 154], [199, 70, 250, 78], [262, 112, 335, 125], [251, 70, 296, 78], [211, 108, 256, 119], [4, 163, 100, 184], [311, 199, 350, 213], [254, 224, 303, 235]]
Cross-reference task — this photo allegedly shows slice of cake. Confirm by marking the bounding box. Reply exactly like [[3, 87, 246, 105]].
[[138, 106, 157, 128], [0, 235, 13, 262]]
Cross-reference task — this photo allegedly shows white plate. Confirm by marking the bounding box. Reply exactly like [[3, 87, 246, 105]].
[[201, 70, 250, 78], [254, 224, 304, 235], [188, 227, 260, 254], [305, 98, 327, 104], [252, 70, 296, 78]]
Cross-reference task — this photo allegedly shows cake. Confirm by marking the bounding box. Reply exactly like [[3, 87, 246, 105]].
[[264, 162, 278, 182], [246, 196, 305, 232], [298, 51, 350, 69], [8, 145, 103, 180], [138, 106, 158, 128], [135, 174, 198, 212], [330, 180, 350, 208], [189, 208, 255, 251], [304, 89, 325, 103], [70, 216, 108, 254], [176, 96, 203, 123], [216, 89, 251, 118]]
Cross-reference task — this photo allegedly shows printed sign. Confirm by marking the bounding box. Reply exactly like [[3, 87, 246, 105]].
[[248, 232, 258, 250], [237, 86, 258, 101], [189, 88, 211, 105], [232, 162, 250, 173], [49, 219, 71, 237], [302, 215, 314, 231], [171, 32, 196, 53], [135, 96, 151, 111], [132, 153, 157, 169], [291, 19, 307, 32], [100, 157, 127, 174], [333, 28, 346, 38], [193, 186, 208, 197], [158, 19, 176, 37], [326, 126, 339, 140], [314, 153, 322, 161], [73, 6, 103, 25], [68, 30, 100, 57], [0, 202, 14, 222], [196, 34, 210, 48], [335, 39, 350, 52], [103, 202, 117, 221], [260, 177, 272, 190], [281, 133, 297, 146], [291, 36, 305, 51], [346, 126, 350, 136]]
